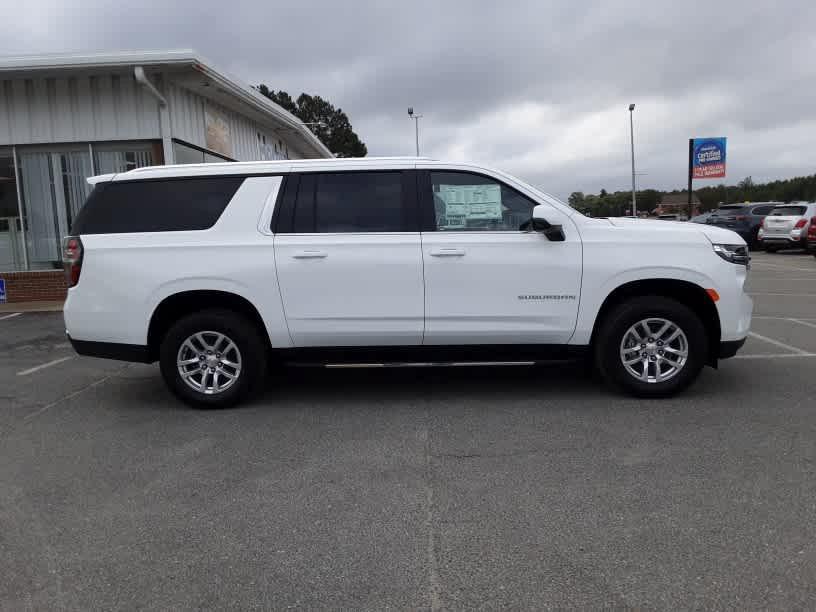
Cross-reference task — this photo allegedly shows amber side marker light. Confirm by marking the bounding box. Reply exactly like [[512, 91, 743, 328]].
[[706, 288, 720, 302]]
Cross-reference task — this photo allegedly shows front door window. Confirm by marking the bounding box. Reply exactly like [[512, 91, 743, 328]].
[[429, 171, 536, 232]]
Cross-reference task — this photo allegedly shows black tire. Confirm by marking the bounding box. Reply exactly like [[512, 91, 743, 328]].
[[159, 309, 267, 408], [594, 296, 708, 398]]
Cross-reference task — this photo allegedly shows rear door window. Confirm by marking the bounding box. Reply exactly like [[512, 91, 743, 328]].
[[71, 177, 244, 234], [770, 205, 807, 216], [284, 171, 414, 233]]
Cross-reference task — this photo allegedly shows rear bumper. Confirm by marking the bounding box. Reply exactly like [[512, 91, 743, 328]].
[[760, 236, 804, 246], [719, 337, 747, 359], [68, 336, 152, 363]]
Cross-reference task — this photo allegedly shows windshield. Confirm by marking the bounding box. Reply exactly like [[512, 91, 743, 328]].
[[713, 205, 745, 212], [770, 205, 807, 216]]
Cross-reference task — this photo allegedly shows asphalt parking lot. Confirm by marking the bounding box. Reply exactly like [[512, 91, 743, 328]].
[[2, 251, 816, 610]]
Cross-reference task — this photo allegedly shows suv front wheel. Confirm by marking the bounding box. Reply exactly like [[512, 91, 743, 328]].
[[159, 309, 267, 408], [595, 296, 707, 397]]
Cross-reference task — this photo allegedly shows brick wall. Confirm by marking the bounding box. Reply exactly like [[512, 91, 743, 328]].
[[0, 271, 67, 303]]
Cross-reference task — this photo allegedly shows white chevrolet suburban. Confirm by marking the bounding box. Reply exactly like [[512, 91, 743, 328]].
[[63, 158, 752, 407]]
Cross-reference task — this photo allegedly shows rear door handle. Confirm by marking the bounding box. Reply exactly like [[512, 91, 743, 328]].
[[292, 250, 328, 259], [429, 248, 466, 257]]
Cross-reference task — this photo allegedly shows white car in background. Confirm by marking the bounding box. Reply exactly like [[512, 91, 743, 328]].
[[62, 158, 753, 407], [759, 202, 816, 252]]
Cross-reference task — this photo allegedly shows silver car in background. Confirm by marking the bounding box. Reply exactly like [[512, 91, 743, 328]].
[[758, 202, 816, 252]]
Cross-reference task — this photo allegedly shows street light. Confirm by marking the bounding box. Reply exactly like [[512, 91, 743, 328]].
[[408, 107, 423, 156], [628, 103, 637, 217]]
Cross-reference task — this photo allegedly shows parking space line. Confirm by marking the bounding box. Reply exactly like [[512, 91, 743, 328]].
[[753, 316, 816, 321], [747, 278, 816, 282], [17, 356, 73, 377], [734, 353, 816, 360], [0, 312, 22, 321], [750, 263, 816, 273], [788, 318, 816, 330], [749, 292, 816, 297], [748, 331, 809, 355]]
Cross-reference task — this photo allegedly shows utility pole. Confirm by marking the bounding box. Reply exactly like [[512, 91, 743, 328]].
[[408, 107, 423, 156], [687, 138, 694, 218], [629, 104, 637, 217]]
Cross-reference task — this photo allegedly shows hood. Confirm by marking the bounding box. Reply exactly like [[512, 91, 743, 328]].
[[607, 217, 746, 245]]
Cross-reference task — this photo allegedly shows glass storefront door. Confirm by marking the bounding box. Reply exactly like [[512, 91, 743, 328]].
[[10, 142, 157, 271], [0, 151, 24, 271], [18, 150, 93, 269]]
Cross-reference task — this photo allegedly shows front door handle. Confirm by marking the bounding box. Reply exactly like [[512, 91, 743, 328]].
[[292, 250, 328, 259], [429, 248, 466, 257]]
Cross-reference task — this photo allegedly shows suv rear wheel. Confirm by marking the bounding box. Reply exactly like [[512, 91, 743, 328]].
[[595, 296, 707, 398], [159, 309, 267, 408]]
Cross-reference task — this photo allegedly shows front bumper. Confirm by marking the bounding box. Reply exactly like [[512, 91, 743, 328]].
[[719, 337, 747, 359]]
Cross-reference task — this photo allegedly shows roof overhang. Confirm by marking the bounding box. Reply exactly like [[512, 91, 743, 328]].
[[0, 50, 333, 159]]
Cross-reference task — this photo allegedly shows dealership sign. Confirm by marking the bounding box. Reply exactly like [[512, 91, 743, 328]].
[[692, 137, 726, 179]]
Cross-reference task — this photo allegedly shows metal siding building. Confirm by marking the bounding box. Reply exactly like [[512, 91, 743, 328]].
[[0, 50, 332, 275]]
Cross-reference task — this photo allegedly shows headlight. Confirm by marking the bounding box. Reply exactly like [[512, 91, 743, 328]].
[[713, 243, 750, 266]]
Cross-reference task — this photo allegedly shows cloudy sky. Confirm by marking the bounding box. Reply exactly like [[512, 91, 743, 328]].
[[2, 0, 815, 199]]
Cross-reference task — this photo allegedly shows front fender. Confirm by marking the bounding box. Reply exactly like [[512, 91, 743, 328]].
[[571, 266, 718, 345]]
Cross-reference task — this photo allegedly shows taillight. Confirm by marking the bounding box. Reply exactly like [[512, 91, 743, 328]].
[[735, 215, 747, 222], [809, 217, 816, 237], [62, 236, 83, 288], [794, 219, 807, 229]]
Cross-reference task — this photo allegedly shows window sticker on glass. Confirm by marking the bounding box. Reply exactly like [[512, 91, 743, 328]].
[[436, 184, 503, 229]]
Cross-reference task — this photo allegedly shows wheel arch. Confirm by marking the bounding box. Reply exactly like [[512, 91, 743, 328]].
[[590, 279, 721, 365], [147, 290, 271, 361]]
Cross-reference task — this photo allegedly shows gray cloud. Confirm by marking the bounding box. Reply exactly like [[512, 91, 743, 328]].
[[2, 0, 816, 198]]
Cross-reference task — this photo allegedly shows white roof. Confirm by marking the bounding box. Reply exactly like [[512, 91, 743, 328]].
[[0, 49, 332, 159], [98, 157, 437, 181]]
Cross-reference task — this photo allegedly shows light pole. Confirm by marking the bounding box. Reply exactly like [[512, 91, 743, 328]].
[[629, 103, 637, 217], [408, 107, 422, 156]]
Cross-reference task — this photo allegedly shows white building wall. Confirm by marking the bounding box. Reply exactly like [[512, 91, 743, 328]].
[[0, 73, 161, 145], [165, 80, 303, 160]]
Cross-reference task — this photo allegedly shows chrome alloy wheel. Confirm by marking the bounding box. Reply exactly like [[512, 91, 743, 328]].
[[619, 318, 689, 384], [177, 331, 242, 395]]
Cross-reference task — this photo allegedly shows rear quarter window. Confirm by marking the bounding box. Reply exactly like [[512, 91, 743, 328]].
[[70, 177, 245, 234]]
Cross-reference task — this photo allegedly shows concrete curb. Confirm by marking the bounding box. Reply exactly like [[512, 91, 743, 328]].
[[0, 301, 64, 313]]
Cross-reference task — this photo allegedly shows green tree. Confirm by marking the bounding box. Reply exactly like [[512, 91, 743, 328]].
[[568, 191, 585, 208], [256, 85, 367, 158]]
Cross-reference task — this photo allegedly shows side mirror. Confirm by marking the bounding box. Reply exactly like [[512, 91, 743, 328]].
[[522, 205, 566, 241]]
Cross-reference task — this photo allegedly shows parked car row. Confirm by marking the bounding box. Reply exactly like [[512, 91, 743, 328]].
[[704, 203, 779, 249], [687, 202, 816, 253]]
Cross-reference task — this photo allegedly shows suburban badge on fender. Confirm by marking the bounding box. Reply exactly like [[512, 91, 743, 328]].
[[518, 294, 577, 301]]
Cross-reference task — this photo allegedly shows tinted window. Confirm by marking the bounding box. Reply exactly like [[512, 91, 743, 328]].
[[751, 205, 775, 215], [428, 171, 536, 231], [770, 205, 807, 216], [71, 177, 244, 234], [714, 205, 745, 212], [291, 172, 408, 233]]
